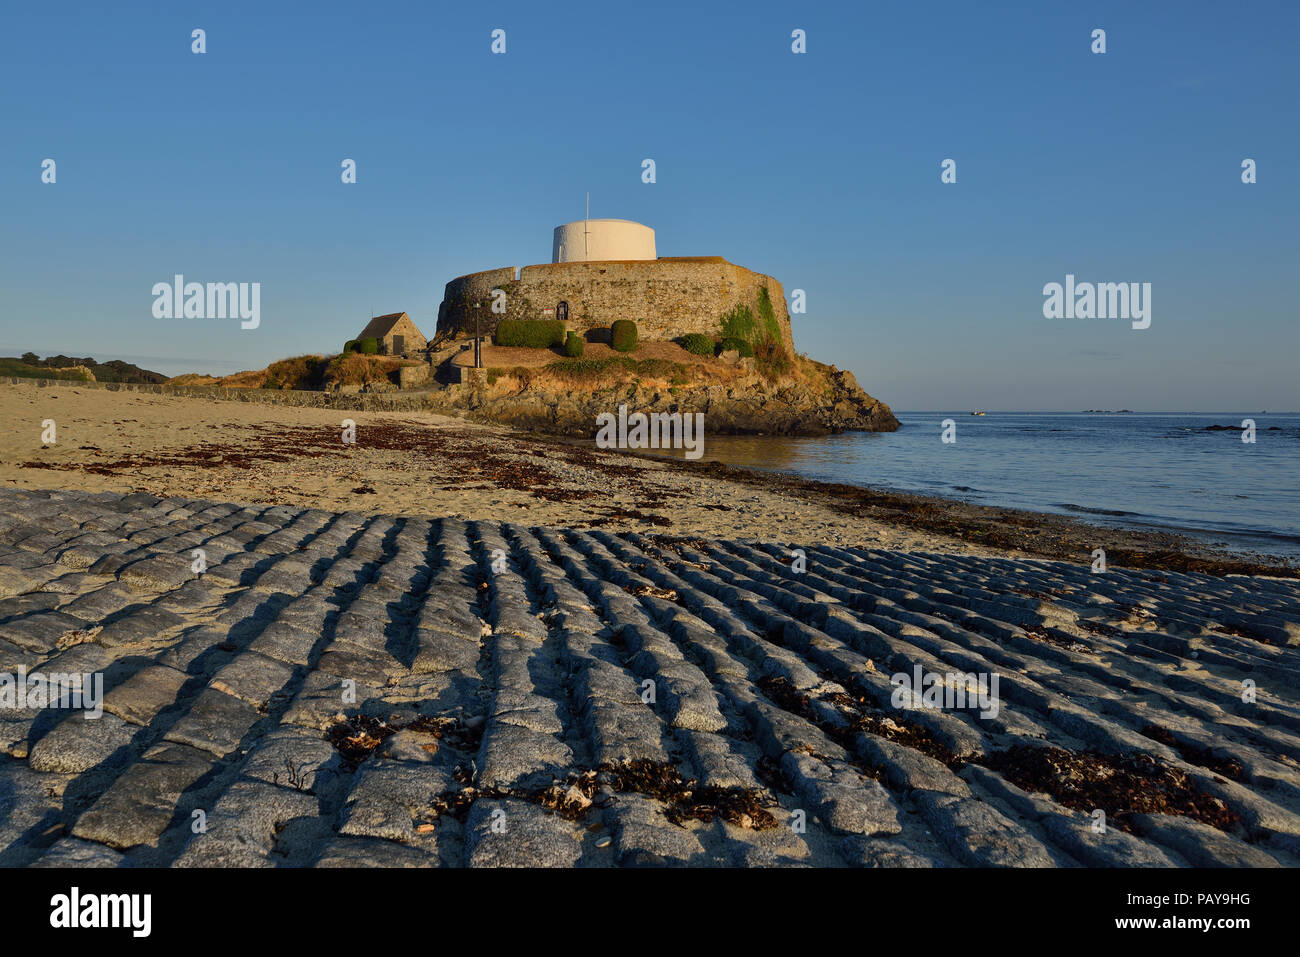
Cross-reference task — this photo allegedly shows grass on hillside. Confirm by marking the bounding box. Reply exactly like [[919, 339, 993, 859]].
[[263, 355, 330, 390], [485, 356, 677, 388], [0, 358, 93, 381], [545, 356, 691, 384], [482, 356, 695, 390], [1, 354, 166, 384], [322, 353, 419, 388], [484, 350, 826, 391], [170, 353, 419, 390]]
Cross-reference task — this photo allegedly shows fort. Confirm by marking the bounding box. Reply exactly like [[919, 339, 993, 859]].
[[435, 219, 795, 352], [328, 217, 898, 435]]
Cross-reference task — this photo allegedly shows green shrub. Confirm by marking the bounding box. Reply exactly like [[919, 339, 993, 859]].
[[494, 319, 566, 348], [610, 319, 638, 353], [564, 332, 585, 357], [358, 337, 379, 355], [676, 333, 715, 356], [754, 337, 793, 382], [756, 286, 781, 342], [343, 340, 358, 354], [720, 304, 756, 342], [718, 337, 753, 358]]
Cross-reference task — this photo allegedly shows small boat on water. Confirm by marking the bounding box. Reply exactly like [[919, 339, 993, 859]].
[[970, 411, 986, 416]]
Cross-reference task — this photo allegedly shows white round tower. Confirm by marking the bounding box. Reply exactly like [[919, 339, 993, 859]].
[[552, 219, 656, 263]]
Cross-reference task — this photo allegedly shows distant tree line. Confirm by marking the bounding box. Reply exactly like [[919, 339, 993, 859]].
[[9, 353, 168, 384]]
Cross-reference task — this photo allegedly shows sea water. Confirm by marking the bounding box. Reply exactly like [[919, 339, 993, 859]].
[[656, 412, 1300, 561]]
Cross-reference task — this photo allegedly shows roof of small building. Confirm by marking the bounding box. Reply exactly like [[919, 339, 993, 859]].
[[357, 312, 422, 340]]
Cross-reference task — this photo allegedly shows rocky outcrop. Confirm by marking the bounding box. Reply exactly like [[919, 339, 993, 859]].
[[459, 367, 899, 436], [4, 363, 900, 436]]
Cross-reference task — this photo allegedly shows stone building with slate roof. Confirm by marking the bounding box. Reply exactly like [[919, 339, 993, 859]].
[[355, 312, 427, 356]]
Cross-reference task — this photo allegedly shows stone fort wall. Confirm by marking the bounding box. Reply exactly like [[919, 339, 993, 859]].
[[436, 257, 794, 353]]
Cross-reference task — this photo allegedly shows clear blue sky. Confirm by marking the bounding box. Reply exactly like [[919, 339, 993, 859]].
[[2, 0, 1296, 411]]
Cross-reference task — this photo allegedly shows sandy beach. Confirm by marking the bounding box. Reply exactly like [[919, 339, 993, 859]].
[[0, 383, 998, 555], [3, 382, 1291, 578]]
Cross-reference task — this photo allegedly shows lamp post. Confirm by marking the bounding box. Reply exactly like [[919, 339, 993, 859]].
[[473, 303, 481, 368]]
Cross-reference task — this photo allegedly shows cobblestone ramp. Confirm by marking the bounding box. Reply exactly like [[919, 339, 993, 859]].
[[0, 487, 1297, 867]]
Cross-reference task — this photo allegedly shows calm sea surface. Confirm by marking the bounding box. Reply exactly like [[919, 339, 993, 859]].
[[648, 412, 1300, 560]]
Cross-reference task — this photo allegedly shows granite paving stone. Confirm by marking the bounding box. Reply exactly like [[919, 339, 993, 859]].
[[0, 488, 1295, 867], [163, 688, 262, 756], [70, 742, 216, 850], [27, 712, 139, 774], [101, 664, 191, 726]]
